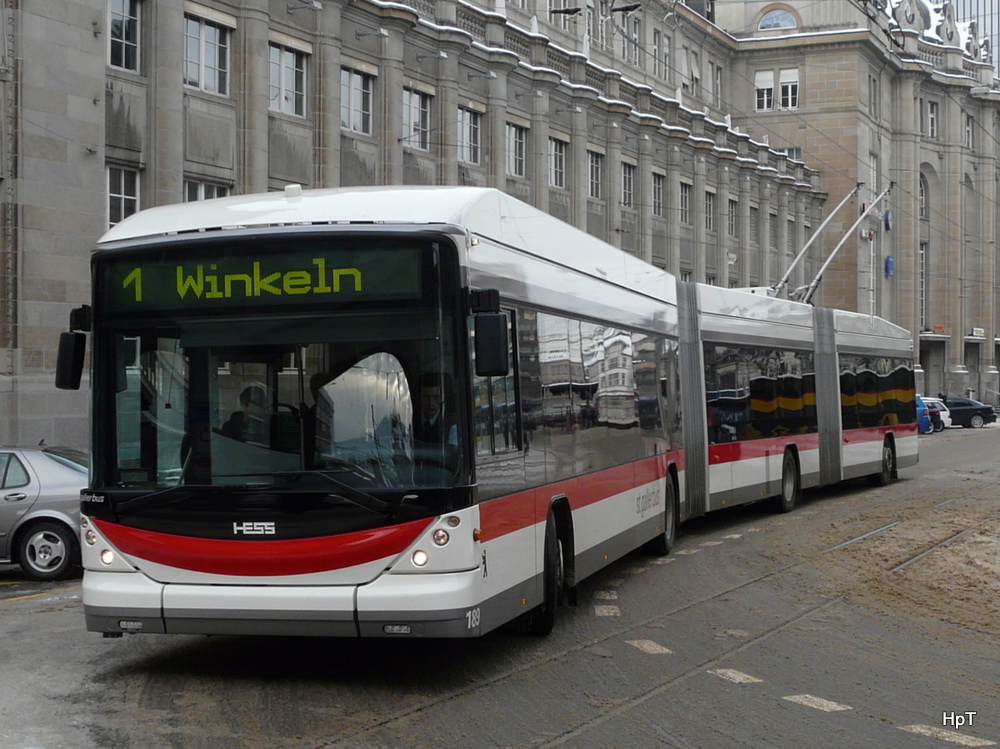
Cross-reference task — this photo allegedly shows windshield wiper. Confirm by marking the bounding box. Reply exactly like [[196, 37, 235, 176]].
[[256, 470, 396, 516], [113, 471, 395, 518], [114, 484, 218, 516]]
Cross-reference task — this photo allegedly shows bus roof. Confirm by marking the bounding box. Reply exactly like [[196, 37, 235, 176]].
[[99, 185, 678, 307]]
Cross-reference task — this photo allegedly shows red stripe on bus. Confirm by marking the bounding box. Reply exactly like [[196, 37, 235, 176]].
[[93, 517, 434, 577], [477, 450, 682, 542], [707, 425, 916, 464], [708, 434, 821, 463], [842, 424, 918, 442]]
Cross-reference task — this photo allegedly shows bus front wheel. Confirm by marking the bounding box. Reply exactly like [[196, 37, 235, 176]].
[[522, 510, 563, 636]]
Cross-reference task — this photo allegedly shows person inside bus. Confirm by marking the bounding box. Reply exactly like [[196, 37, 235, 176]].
[[302, 372, 334, 465], [221, 385, 268, 444], [412, 373, 458, 474]]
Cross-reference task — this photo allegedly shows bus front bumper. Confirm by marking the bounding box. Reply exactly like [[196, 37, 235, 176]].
[[82, 568, 485, 638]]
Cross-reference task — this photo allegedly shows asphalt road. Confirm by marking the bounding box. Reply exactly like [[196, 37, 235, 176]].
[[2, 426, 998, 749]]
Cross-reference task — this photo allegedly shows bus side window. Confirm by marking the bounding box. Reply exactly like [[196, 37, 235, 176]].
[[471, 311, 518, 456]]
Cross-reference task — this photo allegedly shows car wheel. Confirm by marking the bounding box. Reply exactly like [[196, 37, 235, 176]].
[[970, 414, 984, 429], [933, 420, 944, 432], [17, 521, 78, 581]]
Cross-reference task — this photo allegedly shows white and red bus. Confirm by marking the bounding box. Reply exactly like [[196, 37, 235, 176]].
[[56, 186, 916, 639]]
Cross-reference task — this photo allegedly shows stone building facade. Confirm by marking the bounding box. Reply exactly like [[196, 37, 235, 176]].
[[0, 0, 997, 447]]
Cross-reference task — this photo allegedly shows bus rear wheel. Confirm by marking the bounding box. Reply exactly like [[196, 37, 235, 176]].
[[771, 450, 800, 513], [522, 510, 562, 636], [867, 439, 896, 486], [644, 479, 676, 556]]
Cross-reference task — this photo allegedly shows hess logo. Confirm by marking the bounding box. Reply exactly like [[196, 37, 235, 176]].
[[233, 522, 276, 535]]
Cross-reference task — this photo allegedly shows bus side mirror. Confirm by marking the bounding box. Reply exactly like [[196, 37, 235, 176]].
[[56, 332, 87, 390], [474, 313, 509, 377]]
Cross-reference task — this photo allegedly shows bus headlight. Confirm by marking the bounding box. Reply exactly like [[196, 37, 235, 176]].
[[100, 549, 115, 566], [84, 530, 97, 546], [411, 550, 429, 567], [432, 529, 450, 546]]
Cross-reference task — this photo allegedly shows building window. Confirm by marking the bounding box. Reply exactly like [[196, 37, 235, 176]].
[[183, 14, 229, 95], [109, 0, 139, 71], [755, 70, 774, 111], [769, 213, 778, 248], [597, 0, 608, 49], [966, 114, 975, 149], [549, 138, 567, 188], [631, 17, 641, 65], [689, 50, 700, 96], [704, 191, 715, 231], [622, 163, 635, 207], [652, 30, 661, 77], [341, 69, 373, 135], [713, 63, 723, 107], [928, 100, 939, 138], [270, 44, 306, 116], [653, 173, 664, 216], [588, 151, 603, 199], [749, 206, 759, 243], [184, 180, 230, 201], [759, 8, 796, 29], [780, 147, 802, 161], [779, 68, 798, 109], [663, 35, 671, 81], [787, 220, 795, 252], [868, 73, 880, 118], [680, 270, 692, 282], [108, 166, 139, 228], [506, 124, 527, 177], [680, 182, 691, 224], [728, 198, 738, 237], [919, 174, 929, 219], [706, 275, 716, 286], [457, 107, 481, 164], [402, 88, 431, 150]]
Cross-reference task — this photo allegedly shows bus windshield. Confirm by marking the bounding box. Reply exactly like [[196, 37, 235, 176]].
[[94, 235, 467, 499]]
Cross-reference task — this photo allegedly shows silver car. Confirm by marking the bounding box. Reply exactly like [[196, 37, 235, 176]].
[[0, 445, 87, 580]]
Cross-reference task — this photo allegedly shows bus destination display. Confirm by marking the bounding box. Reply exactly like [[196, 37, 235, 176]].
[[102, 247, 423, 313]]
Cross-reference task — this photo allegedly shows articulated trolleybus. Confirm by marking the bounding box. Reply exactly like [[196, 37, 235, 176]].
[[56, 186, 916, 639]]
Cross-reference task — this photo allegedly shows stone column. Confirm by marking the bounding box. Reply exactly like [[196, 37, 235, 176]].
[[150, 0, 185, 204], [738, 171, 752, 286], [316, 6, 343, 187], [665, 141, 683, 276], [637, 121, 657, 264], [716, 160, 732, 286], [759, 182, 773, 286], [693, 152, 707, 282], [239, 0, 270, 192]]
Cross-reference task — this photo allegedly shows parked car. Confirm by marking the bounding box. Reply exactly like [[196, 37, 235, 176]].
[[915, 395, 933, 435], [0, 445, 87, 580], [941, 396, 997, 429], [922, 396, 952, 431]]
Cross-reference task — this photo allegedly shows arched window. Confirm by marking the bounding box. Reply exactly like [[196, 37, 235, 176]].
[[919, 174, 929, 219], [759, 9, 797, 30]]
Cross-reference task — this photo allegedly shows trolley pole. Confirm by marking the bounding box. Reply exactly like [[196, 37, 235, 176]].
[[800, 182, 894, 306], [772, 183, 862, 299]]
